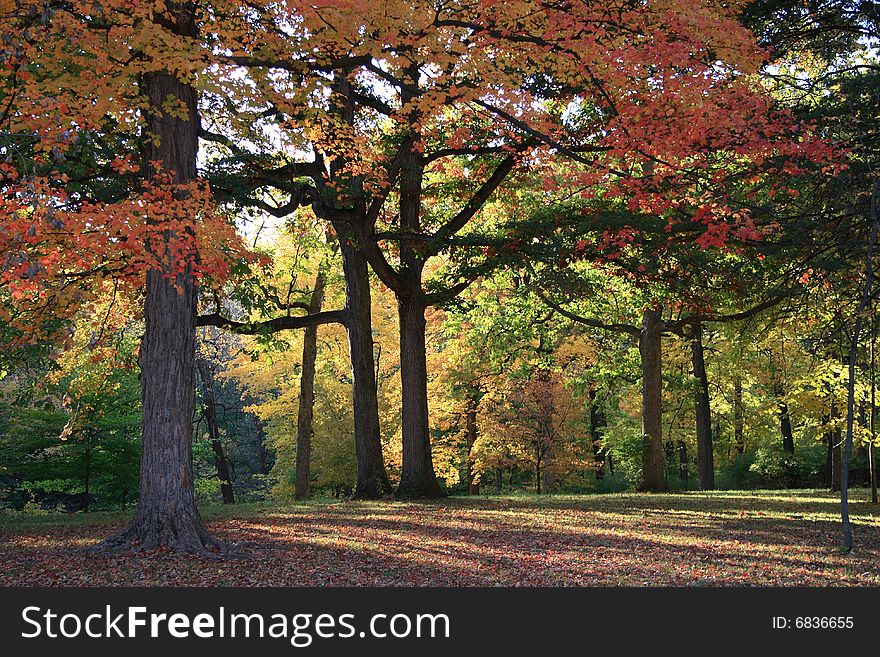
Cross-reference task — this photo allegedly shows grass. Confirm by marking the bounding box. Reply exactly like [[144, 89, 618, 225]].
[[1, 489, 878, 586]]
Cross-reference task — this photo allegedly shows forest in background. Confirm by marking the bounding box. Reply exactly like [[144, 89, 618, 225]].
[[0, 0, 878, 556]]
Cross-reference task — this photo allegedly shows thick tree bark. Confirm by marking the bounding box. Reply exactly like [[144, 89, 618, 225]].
[[90, 5, 219, 554], [638, 307, 667, 492], [396, 291, 444, 498], [294, 266, 327, 500], [690, 322, 715, 490], [197, 360, 235, 505], [733, 376, 745, 454], [337, 236, 392, 499], [465, 400, 480, 495], [394, 116, 443, 498]]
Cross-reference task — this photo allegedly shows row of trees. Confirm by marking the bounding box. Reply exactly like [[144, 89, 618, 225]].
[[1, 0, 877, 552]]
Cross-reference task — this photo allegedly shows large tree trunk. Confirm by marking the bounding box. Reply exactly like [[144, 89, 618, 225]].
[[196, 360, 235, 505], [638, 307, 667, 492], [690, 322, 715, 490], [396, 291, 444, 498], [394, 120, 443, 499], [465, 400, 480, 495], [91, 5, 218, 554], [733, 376, 745, 454], [589, 386, 607, 479], [294, 266, 327, 500], [338, 237, 391, 499]]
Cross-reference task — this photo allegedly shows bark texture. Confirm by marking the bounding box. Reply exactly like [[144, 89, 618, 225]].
[[90, 4, 219, 554], [394, 127, 443, 499], [396, 292, 444, 497], [338, 236, 392, 499]]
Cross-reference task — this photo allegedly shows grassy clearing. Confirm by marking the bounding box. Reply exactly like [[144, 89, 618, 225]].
[[1, 489, 878, 586]]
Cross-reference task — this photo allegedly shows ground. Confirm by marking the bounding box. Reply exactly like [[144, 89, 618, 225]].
[[1, 490, 878, 586]]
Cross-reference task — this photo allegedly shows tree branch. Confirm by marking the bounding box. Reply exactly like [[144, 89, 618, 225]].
[[196, 309, 347, 334]]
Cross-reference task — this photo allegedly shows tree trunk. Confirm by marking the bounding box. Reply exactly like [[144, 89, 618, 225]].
[[690, 322, 714, 490], [338, 237, 391, 498], [589, 386, 607, 479], [294, 266, 327, 500], [495, 466, 503, 494], [395, 292, 444, 498], [638, 307, 667, 492], [197, 360, 235, 505], [465, 400, 480, 495], [90, 5, 218, 554], [733, 376, 745, 454], [775, 384, 795, 454]]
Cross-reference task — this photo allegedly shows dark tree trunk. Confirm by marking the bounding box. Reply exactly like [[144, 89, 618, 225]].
[[392, 111, 444, 499], [690, 322, 715, 489], [337, 236, 391, 499], [495, 466, 503, 494], [638, 307, 667, 492], [90, 5, 218, 554], [733, 377, 745, 454], [197, 360, 235, 505], [396, 292, 444, 498], [775, 384, 795, 454], [589, 386, 607, 479], [465, 400, 480, 495], [294, 266, 327, 500]]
